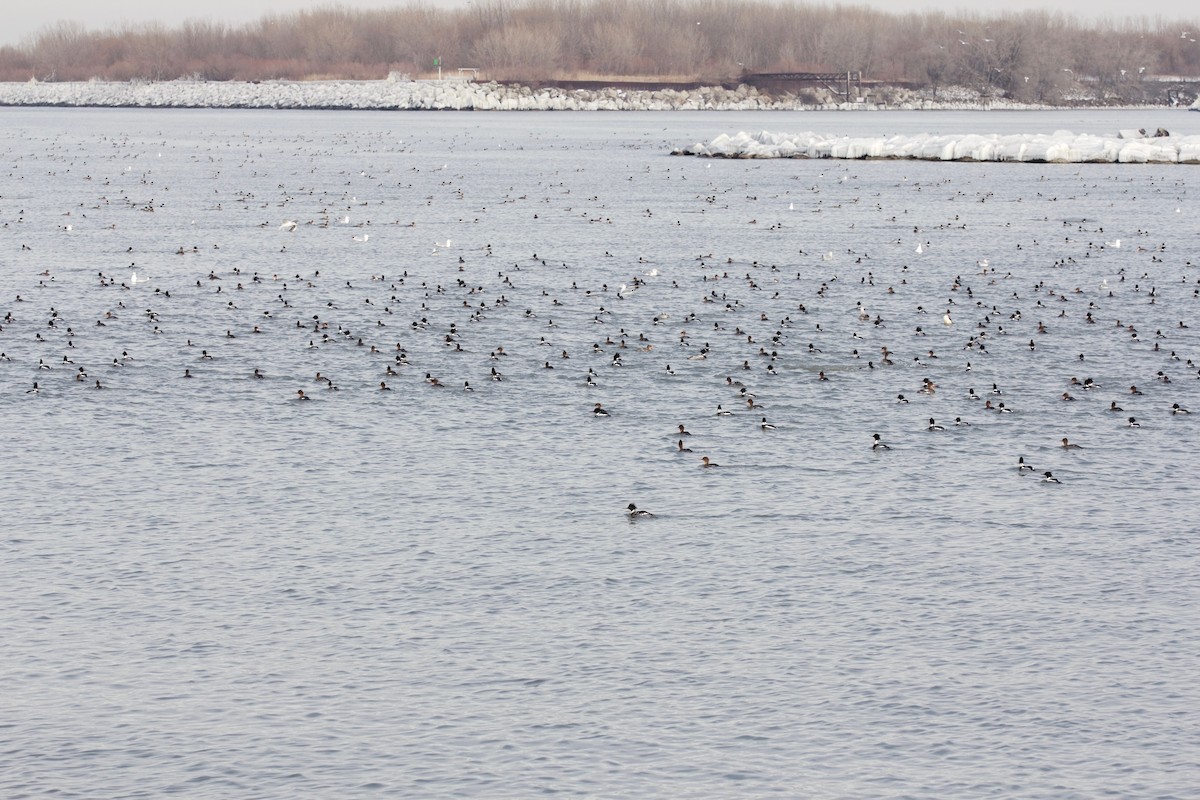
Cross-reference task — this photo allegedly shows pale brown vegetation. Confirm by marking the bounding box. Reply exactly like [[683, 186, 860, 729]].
[[2, 1, 1197, 104]]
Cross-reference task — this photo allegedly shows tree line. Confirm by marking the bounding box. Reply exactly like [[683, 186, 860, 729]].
[[2, 0, 1197, 103]]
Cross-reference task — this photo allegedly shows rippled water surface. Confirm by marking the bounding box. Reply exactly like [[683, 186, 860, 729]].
[[2, 108, 1198, 798]]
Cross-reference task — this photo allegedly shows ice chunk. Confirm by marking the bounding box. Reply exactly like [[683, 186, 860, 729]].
[[676, 130, 1200, 164]]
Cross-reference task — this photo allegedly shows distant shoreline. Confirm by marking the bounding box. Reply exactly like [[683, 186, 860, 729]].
[[1, 79, 1194, 112]]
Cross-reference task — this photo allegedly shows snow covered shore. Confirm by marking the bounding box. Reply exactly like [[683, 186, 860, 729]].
[[0, 77, 1063, 111], [674, 129, 1200, 163]]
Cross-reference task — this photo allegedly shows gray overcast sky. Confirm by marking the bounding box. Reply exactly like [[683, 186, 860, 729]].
[[4, 0, 1198, 47]]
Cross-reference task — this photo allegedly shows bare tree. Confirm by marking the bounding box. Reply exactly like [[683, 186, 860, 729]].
[[4, 0, 1197, 96]]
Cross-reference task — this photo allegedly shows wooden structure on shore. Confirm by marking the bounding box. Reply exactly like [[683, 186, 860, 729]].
[[739, 72, 863, 100]]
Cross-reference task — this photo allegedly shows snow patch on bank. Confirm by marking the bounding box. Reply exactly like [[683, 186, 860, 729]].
[[0, 78, 1060, 111]]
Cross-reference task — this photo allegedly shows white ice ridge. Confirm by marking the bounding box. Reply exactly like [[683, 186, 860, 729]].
[[0, 79, 808, 111], [0, 78, 1059, 112], [675, 130, 1200, 163]]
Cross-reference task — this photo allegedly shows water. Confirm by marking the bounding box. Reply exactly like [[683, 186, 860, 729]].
[[1, 108, 1198, 798]]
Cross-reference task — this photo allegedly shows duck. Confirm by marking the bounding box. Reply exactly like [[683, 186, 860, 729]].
[[593, 403, 610, 417], [700, 456, 719, 467], [1172, 403, 1190, 414], [872, 433, 890, 450], [1127, 416, 1140, 428], [627, 503, 655, 518], [760, 417, 776, 430], [927, 417, 945, 431], [1017, 456, 1034, 472], [1061, 438, 1082, 449], [1042, 471, 1061, 483]]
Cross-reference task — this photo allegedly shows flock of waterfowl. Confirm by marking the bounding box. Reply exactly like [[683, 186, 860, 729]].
[[2, 119, 1197, 520]]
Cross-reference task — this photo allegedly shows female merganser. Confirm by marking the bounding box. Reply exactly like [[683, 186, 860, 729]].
[[677, 439, 693, 453], [1061, 438, 1082, 449], [296, 389, 309, 400], [700, 456, 719, 467]]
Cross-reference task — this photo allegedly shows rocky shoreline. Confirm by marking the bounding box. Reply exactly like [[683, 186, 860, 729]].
[[2, 77, 1196, 111]]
